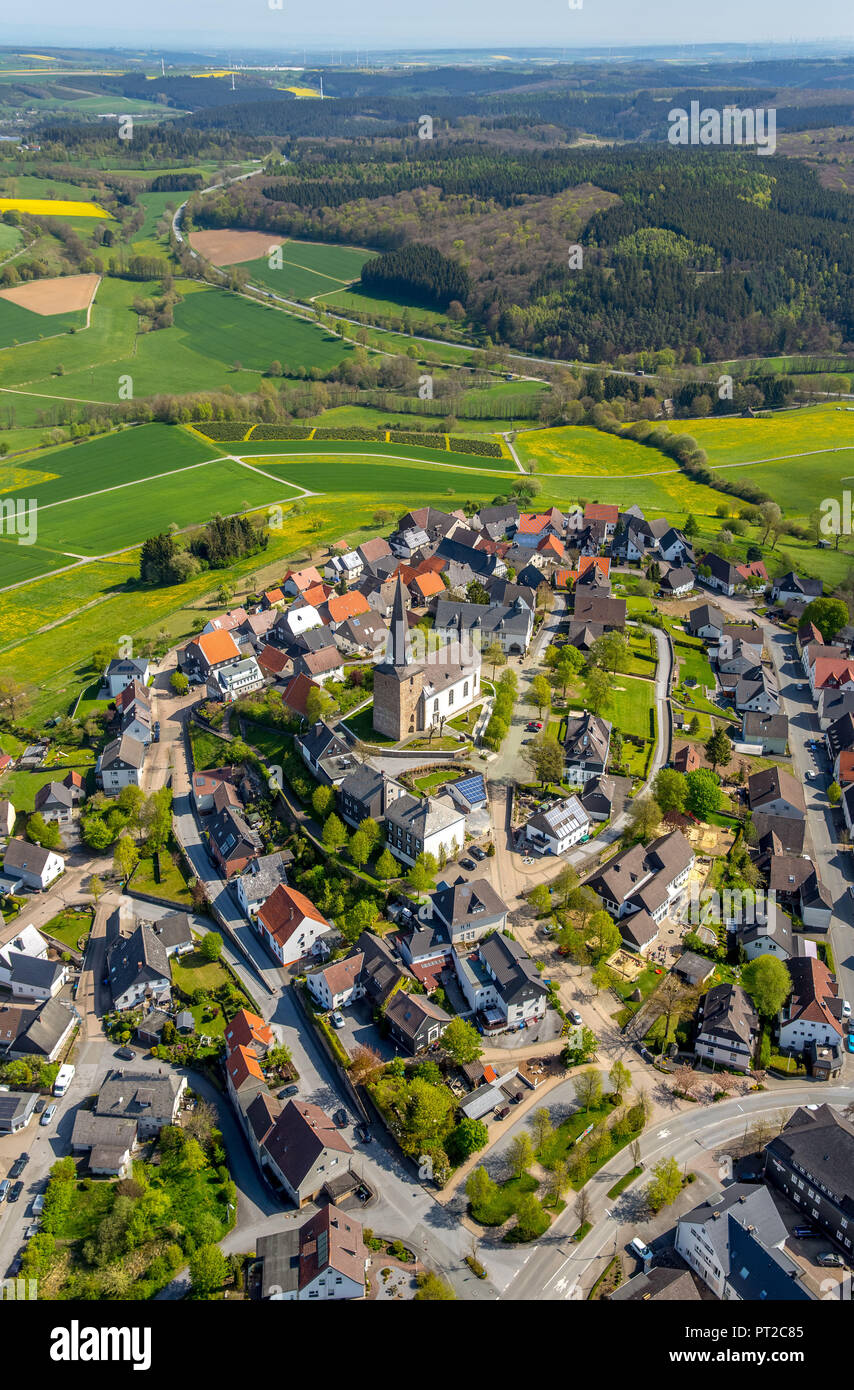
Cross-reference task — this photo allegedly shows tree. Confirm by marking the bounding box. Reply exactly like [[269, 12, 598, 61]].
[[590, 631, 628, 675], [685, 767, 721, 820], [89, 873, 105, 908], [200, 932, 222, 962], [507, 1132, 535, 1178], [113, 833, 139, 883], [522, 731, 563, 787], [170, 670, 189, 694], [528, 883, 551, 916], [553, 863, 580, 908], [672, 1063, 700, 1097], [376, 848, 398, 880], [649, 976, 695, 1051], [312, 784, 334, 818], [447, 1117, 489, 1164], [757, 501, 782, 546], [441, 1016, 482, 1066], [573, 1068, 602, 1112], [484, 640, 505, 678], [800, 597, 849, 643], [623, 795, 661, 845], [514, 1192, 549, 1241], [349, 1045, 383, 1083], [349, 829, 370, 868], [527, 674, 552, 719], [305, 684, 333, 725], [359, 817, 382, 850], [588, 909, 621, 962], [645, 1156, 683, 1213], [741, 954, 792, 1018], [828, 781, 842, 806], [683, 514, 699, 538], [189, 1244, 227, 1298], [415, 1270, 456, 1301], [407, 852, 437, 895], [653, 768, 687, 814], [322, 812, 346, 851], [531, 1107, 554, 1153], [26, 812, 62, 851], [585, 667, 610, 716], [466, 1164, 499, 1217], [553, 645, 584, 695], [609, 1059, 632, 1098], [704, 728, 731, 773]]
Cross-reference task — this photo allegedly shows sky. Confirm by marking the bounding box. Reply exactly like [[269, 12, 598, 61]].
[[4, 0, 853, 52]]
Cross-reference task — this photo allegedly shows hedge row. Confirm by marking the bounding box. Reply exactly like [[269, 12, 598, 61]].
[[448, 436, 503, 457], [388, 430, 447, 447], [193, 423, 253, 441]]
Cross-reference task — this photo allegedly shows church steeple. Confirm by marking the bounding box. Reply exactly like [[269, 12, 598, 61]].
[[390, 574, 412, 667]]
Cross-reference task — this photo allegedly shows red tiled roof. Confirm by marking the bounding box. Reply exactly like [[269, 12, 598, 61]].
[[837, 750, 854, 785], [584, 503, 619, 523], [325, 590, 371, 624], [303, 582, 331, 608], [194, 629, 241, 666], [285, 566, 323, 592], [412, 570, 445, 600], [226, 1044, 265, 1092], [578, 555, 610, 577], [281, 672, 320, 717], [257, 884, 328, 947], [225, 1008, 274, 1055], [517, 512, 552, 535], [257, 645, 291, 676]]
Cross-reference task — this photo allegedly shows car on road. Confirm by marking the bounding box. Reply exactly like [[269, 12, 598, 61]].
[[356, 1123, 372, 1143], [8, 1182, 24, 1203], [40, 1104, 57, 1127], [459, 858, 476, 871], [568, 1009, 583, 1026], [9, 1154, 29, 1179], [5, 1254, 21, 1279], [843, 1000, 852, 1017], [333, 1108, 349, 1129], [330, 1012, 345, 1030], [525, 721, 543, 731], [817, 1252, 845, 1268], [793, 1225, 814, 1238], [115, 1046, 135, 1061]]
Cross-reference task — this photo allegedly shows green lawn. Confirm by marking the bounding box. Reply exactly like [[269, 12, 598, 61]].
[[241, 239, 370, 301], [130, 847, 193, 907], [42, 906, 94, 950], [0, 297, 85, 350], [603, 675, 657, 741], [411, 767, 465, 795], [188, 726, 233, 772], [170, 949, 231, 995]]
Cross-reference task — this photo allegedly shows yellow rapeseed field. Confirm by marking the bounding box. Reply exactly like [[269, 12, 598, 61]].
[[0, 198, 108, 218]]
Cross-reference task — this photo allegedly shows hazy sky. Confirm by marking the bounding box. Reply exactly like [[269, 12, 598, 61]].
[[5, 0, 854, 52]]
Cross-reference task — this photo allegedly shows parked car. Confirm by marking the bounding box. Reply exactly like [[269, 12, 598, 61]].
[[333, 1108, 349, 1129], [525, 721, 543, 732], [115, 1046, 135, 1060], [568, 1009, 583, 1026], [8, 1182, 23, 1203], [848, 1035, 854, 1054], [40, 1104, 57, 1127], [278, 1084, 299, 1099], [31, 1193, 46, 1216], [459, 858, 476, 871], [330, 1012, 345, 1029], [843, 1000, 852, 1018], [793, 1225, 814, 1238], [9, 1154, 29, 1179], [0, 1179, 11, 1204], [33, 1098, 46, 1113], [630, 1237, 652, 1261], [355, 1123, 372, 1143], [817, 1252, 845, 1267], [470, 846, 487, 862]]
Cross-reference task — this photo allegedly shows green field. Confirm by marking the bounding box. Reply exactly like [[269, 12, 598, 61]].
[[669, 404, 854, 467], [317, 283, 451, 329], [232, 437, 510, 470], [515, 424, 679, 477], [0, 296, 86, 349], [0, 424, 312, 584], [0, 223, 21, 255], [241, 238, 370, 301]]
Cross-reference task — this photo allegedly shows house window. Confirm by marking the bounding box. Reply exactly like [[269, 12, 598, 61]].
[[449, 689, 454, 706], [463, 682, 469, 698]]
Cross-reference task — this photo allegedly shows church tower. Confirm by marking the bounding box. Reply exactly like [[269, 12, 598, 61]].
[[372, 576, 424, 740]]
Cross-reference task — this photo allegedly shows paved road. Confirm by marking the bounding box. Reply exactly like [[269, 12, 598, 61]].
[[498, 1079, 854, 1300]]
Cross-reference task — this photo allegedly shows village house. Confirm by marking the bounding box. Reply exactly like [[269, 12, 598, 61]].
[[525, 795, 591, 856], [453, 933, 548, 1033], [384, 793, 466, 867], [106, 921, 171, 1011], [429, 876, 509, 944], [564, 710, 611, 783], [207, 803, 263, 879], [257, 1205, 367, 1301], [33, 780, 75, 825], [235, 851, 292, 921], [105, 656, 150, 698], [693, 981, 758, 1071], [261, 1100, 353, 1207], [2, 837, 64, 891], [97, 733, 146, 792], [255, 884, 332, 968], [778, 957, 845, 1052]]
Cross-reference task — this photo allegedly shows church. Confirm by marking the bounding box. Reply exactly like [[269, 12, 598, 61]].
[[373, 577, 482, 741]]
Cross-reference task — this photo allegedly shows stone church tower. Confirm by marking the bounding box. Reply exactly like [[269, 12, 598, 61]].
[[373, 576, 424, 740]]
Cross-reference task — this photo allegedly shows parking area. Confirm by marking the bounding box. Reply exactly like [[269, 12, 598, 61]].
[[332, 998, 398, 1062]]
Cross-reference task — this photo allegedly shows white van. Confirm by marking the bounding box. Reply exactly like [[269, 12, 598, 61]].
[[53, 1064, 75, 1097], [630, 1237, 653, 1261]]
